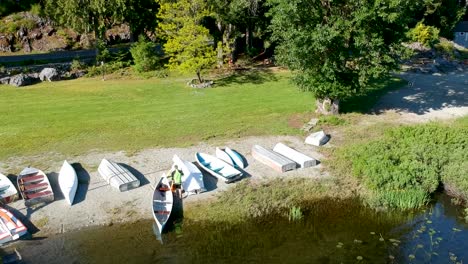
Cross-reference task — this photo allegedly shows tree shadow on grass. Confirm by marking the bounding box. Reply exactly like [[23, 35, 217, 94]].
[[340, 77, 407, 114], [215, 69, 279, 87]]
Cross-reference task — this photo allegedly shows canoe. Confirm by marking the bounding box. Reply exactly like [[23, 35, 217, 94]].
[[0, 207, 27, 246], [152, 175, 173, 242], [195, 152, 242, 183], [98, 159, 140, 192], [172, 155, 206, 194], [17, 167, 54, 206], [215, 147, 234, 166], [273, 143, 317, 168], [225, 147, 245, 169], [58, 160, 78, 205], [0, 173, 18, 204]]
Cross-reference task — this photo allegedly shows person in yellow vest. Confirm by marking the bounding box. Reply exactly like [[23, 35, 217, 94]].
[[172, 165, 183, 189]]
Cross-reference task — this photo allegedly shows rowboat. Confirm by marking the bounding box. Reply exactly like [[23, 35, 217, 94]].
[[0, 207, 27, 245], [98, 159, 140, 192], [172, 155, 206, 194], [17, 167, 54, 206], [215, 147, 234, 166], [195, 152, 242, 183], [152, 175, 173, 242], [225, 147, 246, 169], [58, 160, 78, 205], [0, 173, 18, 204]]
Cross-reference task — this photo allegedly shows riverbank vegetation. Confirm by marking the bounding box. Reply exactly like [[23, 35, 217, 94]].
[[332, 117, 468, 210]]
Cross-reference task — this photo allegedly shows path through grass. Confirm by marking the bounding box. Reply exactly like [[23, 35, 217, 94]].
[[0, 71, 313, 159]]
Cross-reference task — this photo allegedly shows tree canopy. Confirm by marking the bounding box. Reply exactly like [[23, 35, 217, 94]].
[[268, 0, 419, 113]]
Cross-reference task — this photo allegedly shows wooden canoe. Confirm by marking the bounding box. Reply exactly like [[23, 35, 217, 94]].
[[17, 167, 54, 206], [0, 173, 18, 204], [58, 160, 78, 205], [195, 152, 242, 183], [152, 175, 173, 242]]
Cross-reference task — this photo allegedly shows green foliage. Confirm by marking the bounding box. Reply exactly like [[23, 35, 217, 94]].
[[157, 0, 217, 82], [130, 36, 160, 73], [408, 22, 440, 47], [341, 119, 468, 209], [70, 59, 85, 72], [0, 0, 39, 17], [318, 115, 348, 126], [85, 61, 131, 77], [29, 3, 43, 17], [418, 0, 466, 39], [268, 0, 416, 104], [0, 15, 37, 34], [289, 206, 303, 221]]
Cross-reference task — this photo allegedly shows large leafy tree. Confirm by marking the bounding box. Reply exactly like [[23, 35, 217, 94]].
[[418, 0, 466, 39], [157, 0, 216, 83], [268, 0, 418, 114]]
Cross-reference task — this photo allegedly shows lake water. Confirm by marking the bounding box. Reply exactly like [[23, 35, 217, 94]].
[[6, 194, 468, 264]]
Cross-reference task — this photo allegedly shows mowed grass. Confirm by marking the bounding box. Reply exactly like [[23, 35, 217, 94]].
[[0, 71, 313, 159]]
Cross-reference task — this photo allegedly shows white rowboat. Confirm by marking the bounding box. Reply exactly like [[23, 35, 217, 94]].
[[98, 159, 140, 192], [152, 175, 173, 242], [0, 208, 27, 246], [58, 160, 78, 205], [215, 147, 234, 166], [225, 147, 245, 169], [172, 155, 206, 194], [195, 152, 242, 183], [17, 167, 54, 206], [0, 173, 18, 204]]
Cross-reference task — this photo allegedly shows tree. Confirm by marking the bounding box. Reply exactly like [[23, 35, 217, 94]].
[[130, 36, 159, 73], [157, 0, 216, 83], [268, 0, 418, 114], [419, 0, 466, 39]]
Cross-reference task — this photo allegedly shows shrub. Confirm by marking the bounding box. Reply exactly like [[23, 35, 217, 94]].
[[30, 3, 43, 17], [130, 36, 159, 73], [408, 22, 440, 47], [340, 119, 468, 209]]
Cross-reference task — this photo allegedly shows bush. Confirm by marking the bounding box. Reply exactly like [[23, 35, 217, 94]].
[[130, 36, 160, 73], [408, 22, 440, 47], [340, 119, 468, 209]]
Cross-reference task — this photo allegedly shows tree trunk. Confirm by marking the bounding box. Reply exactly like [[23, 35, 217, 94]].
[[217, 21, 224, 67], [315, 98, 340, 115], [196, 70, 203, 83]]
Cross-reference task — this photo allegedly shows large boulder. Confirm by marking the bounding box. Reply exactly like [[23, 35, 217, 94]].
[[0, 36, 12, 52], [0, 77, 10, 85], [9, 74, 33, 87], [39, 68, 60, 82]]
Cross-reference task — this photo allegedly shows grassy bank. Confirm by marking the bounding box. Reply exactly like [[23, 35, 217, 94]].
[[0, 70, 313, 160], [331, 117, 468, 209]]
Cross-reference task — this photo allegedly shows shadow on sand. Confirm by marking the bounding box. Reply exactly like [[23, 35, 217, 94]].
[[72, 163, 90, 205], [119, 163, 150, 187]]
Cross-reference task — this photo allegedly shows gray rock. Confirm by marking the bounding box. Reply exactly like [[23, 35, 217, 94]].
[[0, 77, 10, 85], [9, 74, 33, 87], [39, 67, 60, 82]]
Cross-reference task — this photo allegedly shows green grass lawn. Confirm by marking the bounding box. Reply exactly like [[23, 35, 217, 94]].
[[0, 71, 314, 159]]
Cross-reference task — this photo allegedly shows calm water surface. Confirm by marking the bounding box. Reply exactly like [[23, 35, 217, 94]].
[[8, 194, 468, 264]]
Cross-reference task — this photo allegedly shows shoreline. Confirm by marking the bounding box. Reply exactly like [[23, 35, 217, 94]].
[[2, 135, 327, 237]]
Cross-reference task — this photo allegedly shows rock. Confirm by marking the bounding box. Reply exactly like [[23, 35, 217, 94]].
[[188, 79, 214, 88], [0, 77, 10, 85], [9, 74, 34, 87], [22, 39, 32, 53], [301, 118, 319, 132], [0, 36, 12, 52], [39, 68, 60, 82]]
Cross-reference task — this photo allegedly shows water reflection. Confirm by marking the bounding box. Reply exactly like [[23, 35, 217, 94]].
[[6, 195, 468, 264]]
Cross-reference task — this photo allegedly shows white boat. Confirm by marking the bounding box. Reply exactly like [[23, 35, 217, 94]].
[[273, 143, 317, 168], [58, 160, 78, 205], [172, 155, 206, 194], [98, 159, 140, 192], [0, 208, 27, 245], [17, 167, 54, 206], [305, 130, 329, 146], [195, 152, 242, 183], [225, 147, 246, 169], [215, 147, 234, 166], [152, 175, 173, 242], [0, 173, 18, 204]]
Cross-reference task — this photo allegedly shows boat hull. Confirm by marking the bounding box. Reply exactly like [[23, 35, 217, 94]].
[[225, 147, 245, 169], [17, 168, 54, 207], [98, 159, 140, 192], [0, 173, 19, 204], [0, 208, 27, 246], [195, 152, 242, 183], [152, 175, 173, 241], [58, 160, 78, 205]]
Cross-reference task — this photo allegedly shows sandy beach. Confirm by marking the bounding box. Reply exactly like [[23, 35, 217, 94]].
[[0, 135, 327, 236]]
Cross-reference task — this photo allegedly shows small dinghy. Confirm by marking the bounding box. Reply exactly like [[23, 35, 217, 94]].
[[0, 208, 27, 246], [225, 147, 246, 169], [152, 175, 173, 242], [17, 167, 54, 206], [0, 173, 18, 204], [215, 147, 234, 166], [98, 159, 140, 192], [58, 160, 78, 205], [195, 152, 242, 183], [305, 130, 329, 146]]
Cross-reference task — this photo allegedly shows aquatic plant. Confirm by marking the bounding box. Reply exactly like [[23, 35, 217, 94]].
[[288, 206, 303, 222]]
